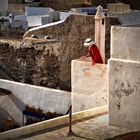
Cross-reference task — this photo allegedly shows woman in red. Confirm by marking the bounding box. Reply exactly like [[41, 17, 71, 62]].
[[83, 38, 103, 65]]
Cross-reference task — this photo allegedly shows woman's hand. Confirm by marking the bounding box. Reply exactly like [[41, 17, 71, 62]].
[[80, 56, 86, 59]]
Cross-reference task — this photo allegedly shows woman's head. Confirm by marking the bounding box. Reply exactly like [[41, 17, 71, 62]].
[[84, 38, 95, 47]]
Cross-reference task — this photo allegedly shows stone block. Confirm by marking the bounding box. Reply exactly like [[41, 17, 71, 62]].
[[109, 59, 140, 130], [111, 26, 140, 61], [72, 59, 108, 112]]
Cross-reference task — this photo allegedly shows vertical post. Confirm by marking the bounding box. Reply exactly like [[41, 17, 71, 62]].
[[94, 5, 106, 63], [68, 105, 73, 136], [23, 114, 24, 126]]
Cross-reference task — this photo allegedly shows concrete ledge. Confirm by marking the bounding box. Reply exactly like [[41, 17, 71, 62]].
[[0, 105, 108, 140]]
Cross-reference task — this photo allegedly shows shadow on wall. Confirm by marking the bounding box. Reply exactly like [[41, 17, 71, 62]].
[[0, 107, 13, 121], [0, 93, 25, 132], [0, 107, 18, 132], [9, 94, 26, 112]]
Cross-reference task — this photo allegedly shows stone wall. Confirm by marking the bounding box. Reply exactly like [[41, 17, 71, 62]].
[[8, 3, 25, 14], [109, 26, 140, 130], [0, 40, 66, 89], [24, 14, 96, 90], [0, 27, 25, 39]]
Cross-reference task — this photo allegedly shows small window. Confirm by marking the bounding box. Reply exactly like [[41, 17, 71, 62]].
[[102, 19, 104, 25]]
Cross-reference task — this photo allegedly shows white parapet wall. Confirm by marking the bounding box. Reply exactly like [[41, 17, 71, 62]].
[[72, 58, 108, 112], [109, 26, 140, 131], [0, 80, 71, 126]]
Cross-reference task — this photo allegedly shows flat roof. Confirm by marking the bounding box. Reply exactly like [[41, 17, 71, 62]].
[[15, 114, 133, 140], [1, 105, 138, 140]]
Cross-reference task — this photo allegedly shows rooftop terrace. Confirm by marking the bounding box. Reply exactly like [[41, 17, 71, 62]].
[[1, 105, 139, 140]]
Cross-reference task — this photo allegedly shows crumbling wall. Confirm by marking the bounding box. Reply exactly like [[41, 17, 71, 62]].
[[0, 40, 63, 89], [0, 27, 25, 39]]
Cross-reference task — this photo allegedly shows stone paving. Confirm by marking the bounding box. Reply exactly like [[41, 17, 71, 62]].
[[16, 114, 133, 140]]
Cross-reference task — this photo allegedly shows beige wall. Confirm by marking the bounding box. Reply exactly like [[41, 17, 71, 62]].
[[108, 3, 130, 14], [72, 58, 108, 112]]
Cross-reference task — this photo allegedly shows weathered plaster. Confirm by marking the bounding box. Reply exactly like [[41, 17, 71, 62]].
[[109, 59, 140, 130], [111, 26, 140, 61]]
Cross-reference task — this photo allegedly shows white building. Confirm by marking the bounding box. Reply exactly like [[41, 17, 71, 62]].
[[13, 7, 59, 29]]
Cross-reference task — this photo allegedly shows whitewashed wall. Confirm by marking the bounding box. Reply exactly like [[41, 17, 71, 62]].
[[109, 26, 140, 131], [72, 58, 108, 112], [27, 15, 42, 27], [25, 7, 54, 16], [59, 12, 71, 21], [0, 80, 71, 126]]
